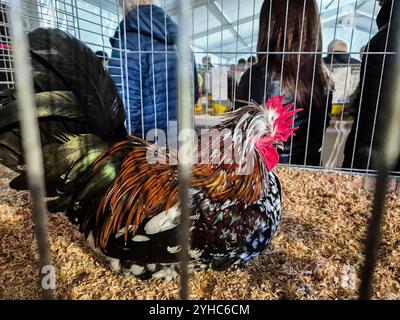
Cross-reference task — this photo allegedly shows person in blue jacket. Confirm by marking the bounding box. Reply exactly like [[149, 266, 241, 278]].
[[109, 0, 198, 146]]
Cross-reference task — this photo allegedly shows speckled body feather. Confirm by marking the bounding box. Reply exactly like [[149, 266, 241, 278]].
[[58, 131, 282, 279]]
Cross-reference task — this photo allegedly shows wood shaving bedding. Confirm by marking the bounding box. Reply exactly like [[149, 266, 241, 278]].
[[0, 165, 399, 300]]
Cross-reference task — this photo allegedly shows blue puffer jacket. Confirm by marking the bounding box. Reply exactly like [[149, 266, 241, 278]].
[[110, 5, 196, 139]]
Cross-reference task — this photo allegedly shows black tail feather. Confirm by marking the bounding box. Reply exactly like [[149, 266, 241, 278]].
[[0, 28, 127, 198], [28, 28, 127, 139]]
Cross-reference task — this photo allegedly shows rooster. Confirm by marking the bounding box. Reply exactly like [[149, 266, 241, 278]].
[[0, 29, 300, 280]]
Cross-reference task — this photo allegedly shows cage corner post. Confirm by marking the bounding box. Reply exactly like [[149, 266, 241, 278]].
[[9, 0, 54, 300], [176, 0, 194, 301], [358, 1, 400, 300]]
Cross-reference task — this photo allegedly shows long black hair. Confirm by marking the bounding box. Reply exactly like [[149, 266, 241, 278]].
[[257, 0, 330, 108]]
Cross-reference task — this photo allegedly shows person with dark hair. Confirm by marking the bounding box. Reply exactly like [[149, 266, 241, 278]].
[[343, 0, 399, 170], [236, 0, 332, 166], [376, 0, 392, 29], [95, 50, 109, 70], [237, 58, 246, 67], [247, 56, 257, 66]]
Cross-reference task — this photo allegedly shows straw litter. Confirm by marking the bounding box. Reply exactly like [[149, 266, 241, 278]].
[[0, 165, 399, 300]]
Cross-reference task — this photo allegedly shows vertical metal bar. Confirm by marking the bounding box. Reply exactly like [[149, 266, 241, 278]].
[[358, 169, 388, 300], [37, 0, 45, 29], [73, 0, 81, 39], [191, 0, 195, 138], [288, 0, 307, 166], [135, 3, 145, 138], [246, 0, 256, 103], [59, 0, 71, 34], [205, 0, 209, 129], [176, 0, 193, 301], [149, 4, 158, 140], [232, 0, 241, 110], [123, 1, 132, 135], [350, 0, 379, 171], [279, 0, 290, 96], [323, 0, 359, 169], [303, 0, 324, 166], [98, 0, 106, 60], [359, 1, 400, 300], [9, 0, 54, 300], [164, 0, 170, 144], [219, 0, 224, 108], [365, 0, 395, 171], [329, 0, 359, 169], [116, 2, 127, 132], [51, 0, 60, 28], [319, 0, 342, 169], [262, 0, 273, 105]]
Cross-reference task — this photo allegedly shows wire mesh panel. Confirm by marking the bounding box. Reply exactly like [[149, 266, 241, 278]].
[[1, 0, 400, 300], [187, 0, 398, 176], [1, 1, 122, 84], [1, 0, 396, 176], [0, 2, 14, 89]]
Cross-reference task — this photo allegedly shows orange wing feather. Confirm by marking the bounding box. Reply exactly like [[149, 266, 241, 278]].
[[91, 135, 265, 249]]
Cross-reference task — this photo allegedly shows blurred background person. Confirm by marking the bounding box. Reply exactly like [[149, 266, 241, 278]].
[[201, 55, 213, 68], [237, 58, 247, 70], [236, 0, 332, 166], [359, 44, 367, 61], [109, 0, 198, 145], [376, 0, 392, 29], [343, 0, 399, 170], [247, 55, 257, 67], [198, 55, 213, 97], [95, 50, 109, 70], [323, 39, 361, 65]]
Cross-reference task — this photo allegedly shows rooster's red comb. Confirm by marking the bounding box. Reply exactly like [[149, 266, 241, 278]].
[[265, 96, 303, 142]]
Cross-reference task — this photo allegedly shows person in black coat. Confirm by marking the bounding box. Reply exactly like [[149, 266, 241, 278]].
[[343, 0, 399, 171], [236, 0, 332, 166]]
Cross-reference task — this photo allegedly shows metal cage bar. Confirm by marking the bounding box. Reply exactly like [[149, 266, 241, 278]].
[[359, 0, 400, 300], [176, 0, 194, 301], [9, 0, 54, 300]]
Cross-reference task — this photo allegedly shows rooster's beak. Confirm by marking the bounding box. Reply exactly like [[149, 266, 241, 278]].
[[272, 141, 284, 151]]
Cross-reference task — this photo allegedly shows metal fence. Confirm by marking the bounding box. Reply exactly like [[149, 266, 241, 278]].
[[2, 0, 398, 174], [2, 0, 400, 300]]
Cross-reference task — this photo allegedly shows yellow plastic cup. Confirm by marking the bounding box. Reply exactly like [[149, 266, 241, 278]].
[[331, 103, 343, 116], [194, 104, 203, 114], [213, 103, 228, 115]]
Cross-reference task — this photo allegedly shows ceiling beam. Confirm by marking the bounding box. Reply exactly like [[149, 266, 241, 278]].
[[356, 0, 372, 10], [320, 0, 358, 19], [206, 33, 256, 52], [168, 0, 253, 50], [321, 0, 378, 21], [356, 10, 375, 19], [167, 0, 211, 16], [321, 0, 379, 30], [207, 1, 250, 50], [193, 13, 260, 40]]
